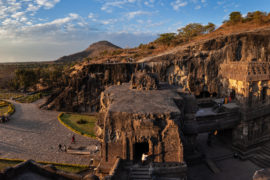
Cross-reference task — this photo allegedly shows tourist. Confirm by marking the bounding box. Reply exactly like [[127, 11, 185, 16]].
[[58, 144, 62, 151], [142, 153, 148, 165], [224, 97, 228, 104], [63, 145, 67, 152], [72, 135, 76, 144]]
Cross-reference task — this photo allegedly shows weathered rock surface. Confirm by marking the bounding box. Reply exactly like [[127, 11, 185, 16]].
[[97, 82, 184, 164], [44, 28, 270, 113], [130, 71, 159, 90]]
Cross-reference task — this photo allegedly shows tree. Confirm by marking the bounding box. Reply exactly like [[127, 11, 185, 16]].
[[246, 11, 267, 23], [229, 11, 242, 24], [155, 33, 176, 46], [204, 22, 216, 33], [178, 23, 205, 41], [177, 22, 215, 41]]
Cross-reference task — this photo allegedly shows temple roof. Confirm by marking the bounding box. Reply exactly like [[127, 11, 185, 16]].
[[104, 83, 182, 114]]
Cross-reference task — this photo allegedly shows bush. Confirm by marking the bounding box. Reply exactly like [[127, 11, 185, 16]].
[[155, 33, 176, 46], [229, 11, 242, 24], [77, 119, 87, 124]]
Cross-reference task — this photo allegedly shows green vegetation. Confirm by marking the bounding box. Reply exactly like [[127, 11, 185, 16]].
[[16, 93, 43, 103], [0, 100, 15, 116], [0, 91, 23, 100], [154, 22, 216, 47], [54, 165, 87, 173], [224, 11, 270, 25], [154, 33, 177, 46], [178, 22, 216, 40], [8, 64, 68, 91], [59, 113, 97, 137], [0, 159, 88, 173]]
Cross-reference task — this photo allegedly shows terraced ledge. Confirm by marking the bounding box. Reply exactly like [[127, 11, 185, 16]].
[[58, 113, 97, 138]]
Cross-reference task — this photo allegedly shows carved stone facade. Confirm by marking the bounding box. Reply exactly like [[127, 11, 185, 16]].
[[220, 62, 270, 154]]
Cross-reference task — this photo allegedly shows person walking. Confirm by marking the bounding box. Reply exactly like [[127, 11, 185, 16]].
[[63, 145, 67, 152], [141, 153, 148, 165], [72, 135, 76, 144], [58, 144, 62, 151]]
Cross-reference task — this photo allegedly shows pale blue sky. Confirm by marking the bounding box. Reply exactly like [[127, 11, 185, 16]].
[[0, 0, 270, 62]]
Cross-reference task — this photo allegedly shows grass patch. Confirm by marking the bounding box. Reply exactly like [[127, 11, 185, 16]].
[[0, 106, 9, 116], [54, 165, 87, 173], [59, 113, 97, 138], [16, 93, 43, 103]]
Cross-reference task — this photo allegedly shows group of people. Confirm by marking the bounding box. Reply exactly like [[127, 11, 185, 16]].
[[58, 144, 67, 152], [0, 116, 9, 123], [58, 135, 76, 152]]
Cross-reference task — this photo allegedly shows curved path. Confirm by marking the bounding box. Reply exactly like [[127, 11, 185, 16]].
[[0, 99, 99, 165]]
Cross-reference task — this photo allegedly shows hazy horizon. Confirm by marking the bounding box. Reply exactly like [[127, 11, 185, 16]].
[[0, 0, 270, 62]]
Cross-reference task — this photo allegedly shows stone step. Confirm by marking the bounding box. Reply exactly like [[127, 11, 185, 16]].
[[131, 168, 149, 171], [260, 147, 270, 156], [249, 157, 267, 168], [131, 171, 150, 175], [263, 144, 270, 149], [130, 174, 151, 180], [250, 154, 270, 168], [257, 152, 270, 161]]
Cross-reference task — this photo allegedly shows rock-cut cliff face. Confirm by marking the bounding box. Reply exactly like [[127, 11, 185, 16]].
[[44, 28, 270, 112]]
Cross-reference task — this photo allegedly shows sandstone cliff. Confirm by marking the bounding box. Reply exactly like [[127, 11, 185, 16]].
[[44, 27, 270, 112]]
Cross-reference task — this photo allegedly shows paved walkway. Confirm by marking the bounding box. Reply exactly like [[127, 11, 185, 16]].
[[0, 99, 99, 165], [188, 133, 260, 180]]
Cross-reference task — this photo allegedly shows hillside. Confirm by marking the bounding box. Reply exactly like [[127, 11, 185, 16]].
[[42, 24, 270, 112], [56, 41, 121, 62]]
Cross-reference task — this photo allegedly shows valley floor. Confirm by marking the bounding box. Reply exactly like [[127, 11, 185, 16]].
[[0, 99, 99, 165]]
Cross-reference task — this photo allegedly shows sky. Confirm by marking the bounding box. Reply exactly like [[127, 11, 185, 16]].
[[0, 0, 270, 62]]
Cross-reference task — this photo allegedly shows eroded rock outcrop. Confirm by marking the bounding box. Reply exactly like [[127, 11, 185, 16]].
[[44, 28, 270, 113]]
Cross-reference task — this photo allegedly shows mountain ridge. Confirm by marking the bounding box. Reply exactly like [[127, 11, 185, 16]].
[[56, 40, 121, 62]]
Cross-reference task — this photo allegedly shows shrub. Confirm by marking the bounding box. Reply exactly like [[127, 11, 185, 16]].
[[77, 119, 87, 124], [229, 11, 243, 24]]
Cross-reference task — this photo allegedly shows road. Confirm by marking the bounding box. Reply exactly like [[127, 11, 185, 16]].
[[0, 99, 99, 165]]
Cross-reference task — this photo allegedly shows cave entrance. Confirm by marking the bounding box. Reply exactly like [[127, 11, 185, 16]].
[[133, 142, 149, 162], [197, 91, 211, 98]]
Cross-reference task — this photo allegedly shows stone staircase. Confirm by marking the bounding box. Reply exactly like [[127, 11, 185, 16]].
[[129, 166, 151, 180], [249, 144, 270, 168]]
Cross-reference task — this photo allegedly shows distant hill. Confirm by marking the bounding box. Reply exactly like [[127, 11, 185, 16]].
[[56, 41, 121, 62]]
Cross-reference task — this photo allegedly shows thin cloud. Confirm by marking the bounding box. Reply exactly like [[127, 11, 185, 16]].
[[126, 11, 152, 19], [171, 0, 188, 11]]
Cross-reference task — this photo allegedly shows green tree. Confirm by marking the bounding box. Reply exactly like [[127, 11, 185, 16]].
[[178, 23, 204, 40], [155, 33, 176, 46], [204, 22, 216, 33], [229, 11, 242, 24], [246, 11, 267, 23]]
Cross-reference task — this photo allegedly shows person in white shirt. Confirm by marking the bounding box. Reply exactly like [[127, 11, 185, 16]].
[[141, 153, 148, 165]]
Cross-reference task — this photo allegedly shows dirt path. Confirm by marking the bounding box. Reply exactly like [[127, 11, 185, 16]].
[[0, 99, 99, 165]]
